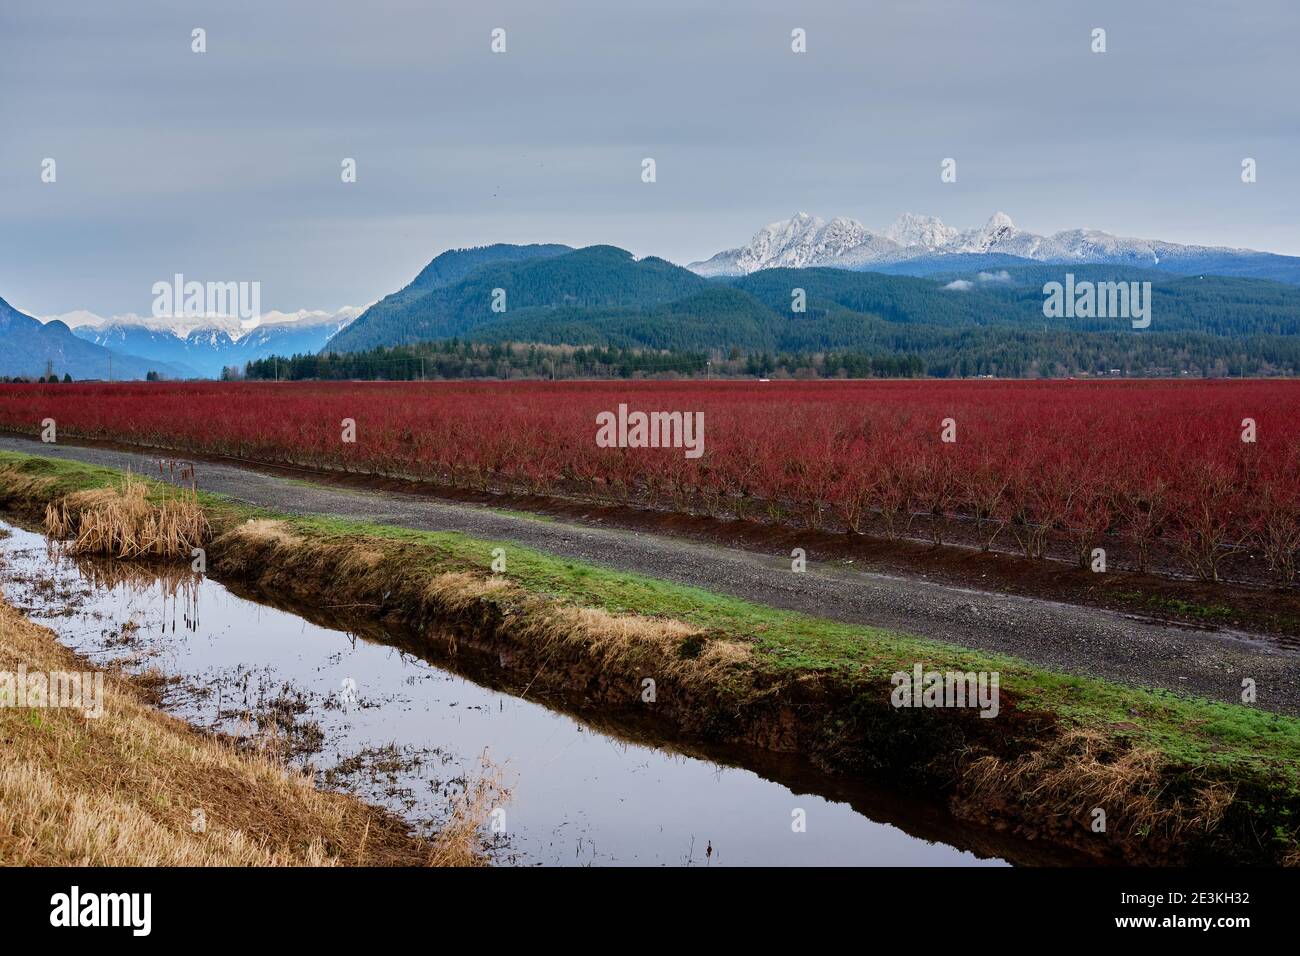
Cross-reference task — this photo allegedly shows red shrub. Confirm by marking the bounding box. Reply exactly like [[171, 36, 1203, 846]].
[[2, 378, 1296, 582]]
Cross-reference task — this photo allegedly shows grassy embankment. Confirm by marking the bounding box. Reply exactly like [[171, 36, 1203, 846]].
[[0, 593, 489, 866], [1, 449, 1298, 865]]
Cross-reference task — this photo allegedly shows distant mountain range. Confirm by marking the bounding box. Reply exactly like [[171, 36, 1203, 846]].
[[7, 212, 1300, 379], [689, 212, 1300, 285], [0, 297, 190, 380], [62, 307, 362, 378], [322, 242, 1300, 378]]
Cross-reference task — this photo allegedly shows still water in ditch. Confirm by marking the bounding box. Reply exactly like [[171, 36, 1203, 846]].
[[0, 519, 1011, 867]]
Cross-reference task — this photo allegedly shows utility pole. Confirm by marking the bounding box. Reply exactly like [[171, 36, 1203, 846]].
[[108, 353, 112, 383], [275, 357, 279, 382]]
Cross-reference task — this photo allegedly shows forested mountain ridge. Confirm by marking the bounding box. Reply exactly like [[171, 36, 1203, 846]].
[[328, 245, 700, 352], [313, 244, 1300, 378]]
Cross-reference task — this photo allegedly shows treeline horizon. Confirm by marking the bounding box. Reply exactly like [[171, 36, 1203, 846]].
[[240, 340, 928, 381], [237, 337, 1297, 382]]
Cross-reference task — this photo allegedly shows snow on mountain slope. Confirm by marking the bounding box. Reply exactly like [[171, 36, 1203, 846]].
[[51, 306, 364, 378], [0, 297, 188, 380], [692, 213, 910, 276], [883, 213, 959, 249], [50, 306, 363, 342], [688, 212, 1279, 277]]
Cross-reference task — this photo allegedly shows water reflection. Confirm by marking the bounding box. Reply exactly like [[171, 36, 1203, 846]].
[[2, 519, 1025, 867]]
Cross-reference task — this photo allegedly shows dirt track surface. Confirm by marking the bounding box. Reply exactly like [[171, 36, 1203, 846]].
[[4, 434, 1298, 715]]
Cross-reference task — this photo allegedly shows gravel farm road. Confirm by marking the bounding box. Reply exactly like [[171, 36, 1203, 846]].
[[3, 434, 1297, 715]]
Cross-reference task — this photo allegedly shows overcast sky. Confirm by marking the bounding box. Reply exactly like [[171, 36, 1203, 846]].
[[2, 0, 1297, 316]]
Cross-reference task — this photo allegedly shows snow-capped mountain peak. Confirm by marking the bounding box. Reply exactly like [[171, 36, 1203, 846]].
[[962, 211, 1021, 253], [981, 211, 1017, 239], [43, 306, 364, 342], [984, 211, 1016, 233], [688, 211, 1273, 277], [884, 213, 959, 249], [40, 305, 366, 379], [733, 213, 876, 272], [693, 213, 899, 276]]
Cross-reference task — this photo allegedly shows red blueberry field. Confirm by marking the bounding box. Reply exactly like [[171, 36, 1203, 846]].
[[2, 378, 1297, 584]]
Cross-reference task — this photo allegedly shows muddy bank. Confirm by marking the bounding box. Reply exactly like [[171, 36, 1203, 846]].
[[215, 581, 1082, 865], [207, 523, 1299, 866], [2, 454, 1298, 866]]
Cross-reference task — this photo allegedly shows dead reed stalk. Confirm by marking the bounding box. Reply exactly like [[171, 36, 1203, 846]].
[[44, 473, 209, 559]]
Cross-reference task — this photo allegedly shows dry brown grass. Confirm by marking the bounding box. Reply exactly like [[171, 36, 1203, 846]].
[[964, 727, 1234, 844], [0, 465, 57, 507], [229, 517, 304, 550], [213, 518, 750, 694], [522, 604, 752, 690], [219, 515, 749, 697], [44, 473, 209, 559], [0, 599, 451, 866], [428, 754, 510, 867], [424, 571, 513, 613]]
